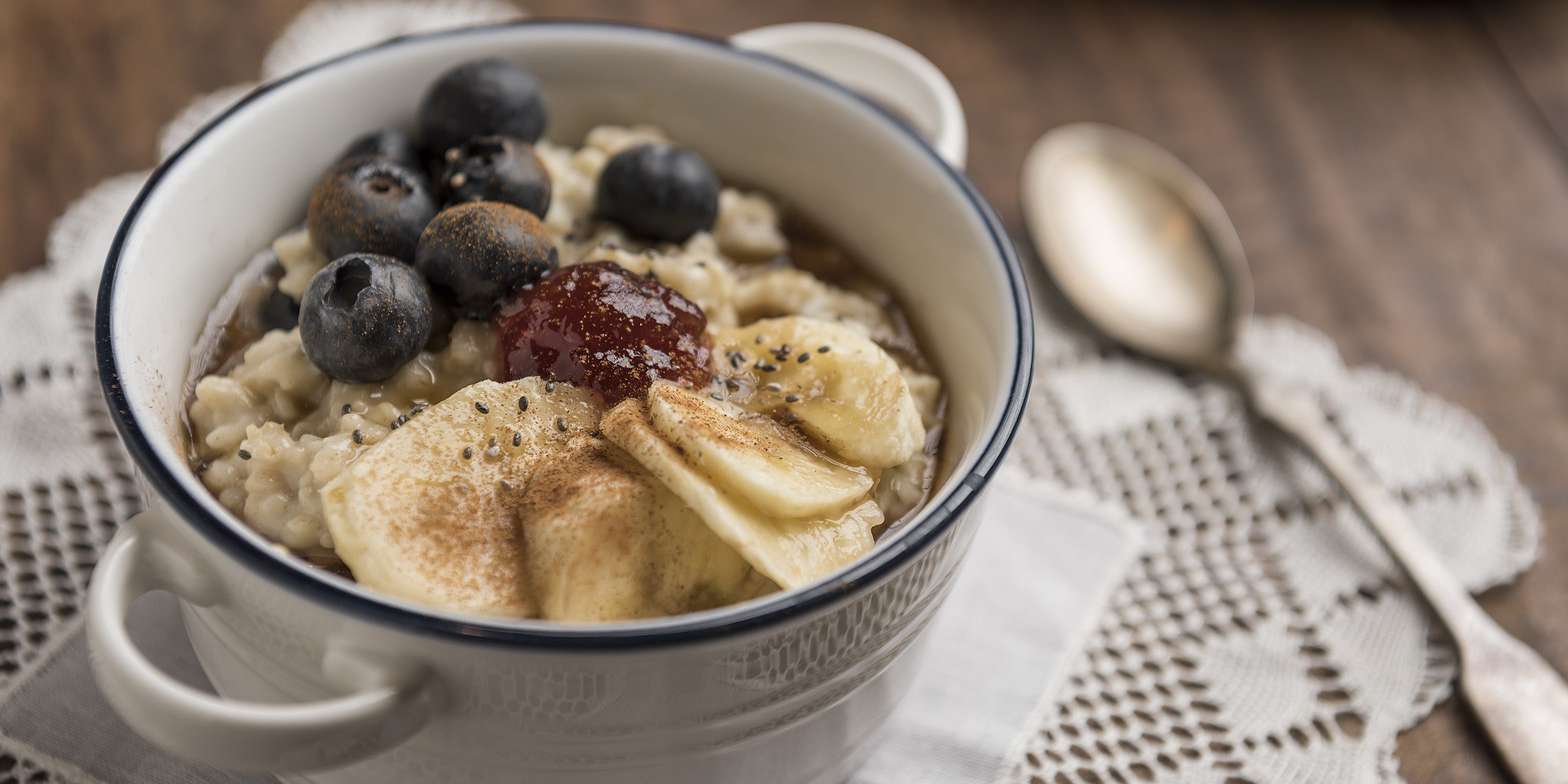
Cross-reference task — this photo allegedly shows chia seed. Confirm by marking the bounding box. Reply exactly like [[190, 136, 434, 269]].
[[475, 401, 490, 414], [756, 362, 779, 373], [518, 395, 529, 412], [512, 431, 522, 447], [462, 446, 473, 460], [352, 429, 364, 445], [340, 404, 352, 415], [545, 382, 557, 393], [797, 353, 811, 363], [236, 449, 252, 461], [555, 416, 567, 432], [818, 345, 831, 353], [785, 394, 801, 403], [764, 382, 783, 393]]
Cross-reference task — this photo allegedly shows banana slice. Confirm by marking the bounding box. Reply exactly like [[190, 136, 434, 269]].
[[901, 368, 945, 431], [321, 378, 599, 618], [515, 436, 767, 621], [645, 381, 871, 518], [602, 387, 880, 590], [716, 317, 926, 469], [732, 267, 900, 346]]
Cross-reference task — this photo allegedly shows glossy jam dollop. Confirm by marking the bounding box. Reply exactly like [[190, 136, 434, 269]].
[[497, 261, 713, 404]]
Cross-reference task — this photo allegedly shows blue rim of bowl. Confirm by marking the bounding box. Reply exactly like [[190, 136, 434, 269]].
[[96, 19, 1034, 649]]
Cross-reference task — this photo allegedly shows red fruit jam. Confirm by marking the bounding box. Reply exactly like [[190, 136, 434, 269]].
[[496, 261, 713, 404]]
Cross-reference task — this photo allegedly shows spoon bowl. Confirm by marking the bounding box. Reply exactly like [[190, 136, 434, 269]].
[[1022, 123, 1250, 370]]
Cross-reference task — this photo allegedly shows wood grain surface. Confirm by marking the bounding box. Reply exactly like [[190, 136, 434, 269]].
[[1, 2, 1563, 782]]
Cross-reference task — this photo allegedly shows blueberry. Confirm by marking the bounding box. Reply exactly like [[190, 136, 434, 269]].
[[417, 58, 547, 154], [439, 135, 551, 217], [339, 128, 422, 171], [596, 144, 720, 243], [307, 157, 436, 263], [258, 287, 300, 332], [300, 254, 433, 383], [415, 202, 557, 319]]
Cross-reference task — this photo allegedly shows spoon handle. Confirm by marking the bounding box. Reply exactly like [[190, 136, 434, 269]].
[[1247, 376, 1568, 784]]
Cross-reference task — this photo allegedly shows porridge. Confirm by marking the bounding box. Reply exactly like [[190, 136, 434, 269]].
[[186, 57, 944, 621]]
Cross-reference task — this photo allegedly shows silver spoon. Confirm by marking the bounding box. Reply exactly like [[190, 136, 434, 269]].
[[1021, 122, 1568, 783]]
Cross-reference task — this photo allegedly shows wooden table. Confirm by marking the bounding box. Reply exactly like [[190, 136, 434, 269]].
[[2, 2, 1563, 781]]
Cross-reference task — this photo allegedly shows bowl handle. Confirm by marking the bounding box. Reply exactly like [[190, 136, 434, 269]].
[[86, 512, 440, 772], [731, 22, 968, 169]]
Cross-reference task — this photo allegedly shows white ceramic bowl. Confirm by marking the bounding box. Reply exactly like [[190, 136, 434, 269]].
[[89, 21, 1031, 784]]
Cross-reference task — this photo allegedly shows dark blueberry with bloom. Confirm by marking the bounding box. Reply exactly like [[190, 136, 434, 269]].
[[307, 157, 436, 263], [300, 254, 432, 382], [596, 144, 719, 243]]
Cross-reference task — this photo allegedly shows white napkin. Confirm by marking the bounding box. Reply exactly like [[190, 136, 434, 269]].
[[0, 472, 1140, 784], [853, 472, 1142, 783]]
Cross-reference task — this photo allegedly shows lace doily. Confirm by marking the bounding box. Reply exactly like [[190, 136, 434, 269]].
[[1000, 298, 1538, 783], [0, 3, 1538, 783]]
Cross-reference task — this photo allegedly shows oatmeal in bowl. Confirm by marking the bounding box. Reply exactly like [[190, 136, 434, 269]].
[[186, 57, 945, 623]]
